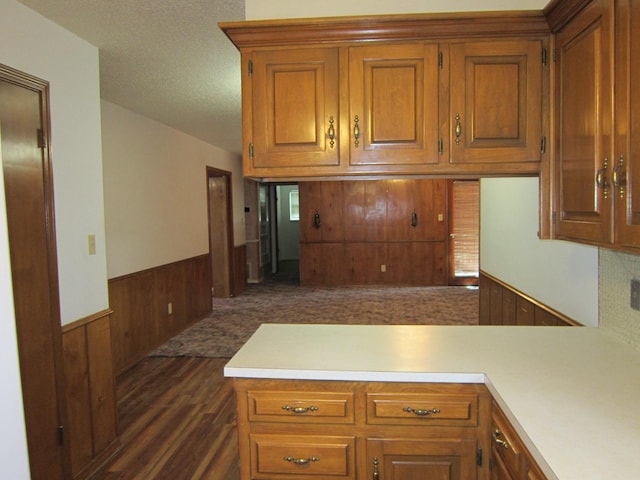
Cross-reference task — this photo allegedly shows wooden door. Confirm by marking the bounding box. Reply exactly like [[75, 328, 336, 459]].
[[554, 0, 614, 244], [368, 437, 477, 480], [0, 67, 69, 479], [208, 171, 232, 298], [349, 43, 440, 167], [250, 48, 340, 170], [614, 0, 640, 247], [449, 40, 543, 164]]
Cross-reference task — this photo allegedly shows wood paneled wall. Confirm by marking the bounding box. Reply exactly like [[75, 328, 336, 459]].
[[108, 254, 212, 373], [479, 271, 581, 326], [299, 180, 448, 286], [62, 310, 119, 479]]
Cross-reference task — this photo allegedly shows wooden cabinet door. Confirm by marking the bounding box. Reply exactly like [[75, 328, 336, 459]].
[[250, 47, 340, 170], [349, 43, 440, 168], [368, 437, 477, 480], [614, 0, 640, 248], [449, 40, 543, 165], [554, 0, 613, 244]]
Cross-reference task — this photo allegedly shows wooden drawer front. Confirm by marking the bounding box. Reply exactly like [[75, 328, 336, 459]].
[[251, 434, 356, 479], [248, 391, 355, 424], [367, 393, 478, 426]]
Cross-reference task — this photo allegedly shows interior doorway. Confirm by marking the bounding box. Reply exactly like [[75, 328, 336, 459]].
[[207, 167, 234, 298], [1, 65, 70, 479], [268, 183, 300, 282]]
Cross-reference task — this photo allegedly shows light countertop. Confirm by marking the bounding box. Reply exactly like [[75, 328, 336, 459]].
[[224, 324, 640, 480]]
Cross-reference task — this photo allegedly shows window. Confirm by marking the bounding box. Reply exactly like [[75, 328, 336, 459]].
[[289, 190, 299, 221]]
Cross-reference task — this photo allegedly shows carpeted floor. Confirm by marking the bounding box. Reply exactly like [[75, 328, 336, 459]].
[[150, 280, 479, 358]]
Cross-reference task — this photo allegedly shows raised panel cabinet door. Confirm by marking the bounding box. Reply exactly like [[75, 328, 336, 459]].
[[615, 0, 640, 248], [554, 0, 614, 244], [367, 437, 477, 480], [349, 43, 440, 167], [449, 40, 543, 164], [250, 47, 340, 169]]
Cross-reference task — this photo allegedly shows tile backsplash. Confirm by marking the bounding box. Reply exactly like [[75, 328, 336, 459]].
[[599, 248, 640, 351]]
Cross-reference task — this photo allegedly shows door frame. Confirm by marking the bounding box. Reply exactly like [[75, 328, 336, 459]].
[[206, 166, 234, 297], [1, 63, 70, 478]]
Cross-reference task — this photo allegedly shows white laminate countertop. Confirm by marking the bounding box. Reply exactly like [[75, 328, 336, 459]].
[[224, 324, 640, 480]]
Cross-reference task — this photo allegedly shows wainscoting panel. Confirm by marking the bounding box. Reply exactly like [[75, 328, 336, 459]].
[[108, 254, 211, 373], [479, 271, 581, 326], [62, 310, 119, 479]]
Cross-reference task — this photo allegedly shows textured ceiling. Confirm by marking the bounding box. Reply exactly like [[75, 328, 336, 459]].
[[18, 0, 245, 154]]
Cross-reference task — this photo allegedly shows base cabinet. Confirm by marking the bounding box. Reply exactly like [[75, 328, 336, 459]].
[[233, 379, 491, 480], [490, 401, 546, 480]]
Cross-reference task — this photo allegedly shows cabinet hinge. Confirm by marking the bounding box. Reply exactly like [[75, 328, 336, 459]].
[[438, 138, 443, 155], [477, 448, 483, 466], [249, 143, 254, 160], [58, 425, 64, 446], [542, 48, 548, 66], [248, 59, 253, 76], [541, 136, 547, 154], [438, 51, 443, 70], [37, 128, 47, 149]]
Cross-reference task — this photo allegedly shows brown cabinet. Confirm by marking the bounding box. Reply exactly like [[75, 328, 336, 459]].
[[348, 43, 440, 168], [491, 401, 546, 480], [449, 40, 544, 166], [232, 379, 491, 480], [248, 47, 341, 171], [552, 0, 614, 245], [221, 14, 549, 179], [551, 0, 640, 251], [614, 0, 640, 248]]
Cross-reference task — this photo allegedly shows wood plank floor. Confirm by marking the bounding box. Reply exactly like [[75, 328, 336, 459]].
[[89, 357, 240, 480]]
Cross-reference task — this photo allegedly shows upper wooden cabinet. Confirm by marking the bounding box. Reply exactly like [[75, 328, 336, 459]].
[[348, 43, 440, 167], [551, 0, 614, 245], [249, 47, 340, 170], [449, 40, 543, 165], [220, 13, 550, 180], [550, 0, 640, 250]]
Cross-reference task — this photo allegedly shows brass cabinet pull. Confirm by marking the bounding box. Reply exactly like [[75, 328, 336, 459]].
[[492, 429, 510, 449], [353, 115, 360, 147], [411, 210, 418, 228], [327, 116, 336, 149], [612, 155, 626, 199], [455, 113, 462, 145], [402, 406, 441, 416], [282, 404, 319, 414], [596, 158, 610, 199], [372, 457, 380, 480], [313, 212, 321, 229], [283, 455, 320, 465]]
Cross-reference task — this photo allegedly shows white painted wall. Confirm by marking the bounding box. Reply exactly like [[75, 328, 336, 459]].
[[480, 178, 599, 326], [0, 0, 111, 474], [245, 0, 601, 327], [101, 101, 244, 278], [0, 1, 109, 325]]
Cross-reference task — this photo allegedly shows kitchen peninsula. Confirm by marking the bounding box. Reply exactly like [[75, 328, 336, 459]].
[[225, 324, 640, 480]]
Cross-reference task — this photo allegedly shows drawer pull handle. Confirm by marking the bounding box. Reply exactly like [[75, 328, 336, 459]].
[[493, 429, 510, 449], [284, 455, 320, 465], [282, 405, 319, 414], [403, 406, 441, 416]]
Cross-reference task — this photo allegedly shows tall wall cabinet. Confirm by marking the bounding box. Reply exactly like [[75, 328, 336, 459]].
[[549, 0, 640, 249], [220, 14, 550, 180]]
